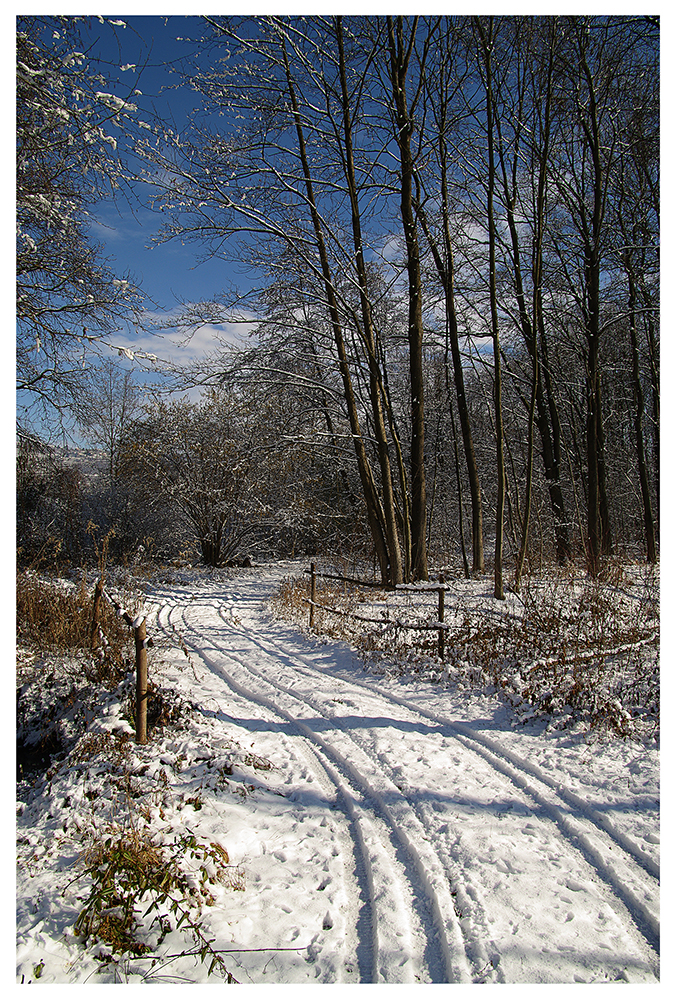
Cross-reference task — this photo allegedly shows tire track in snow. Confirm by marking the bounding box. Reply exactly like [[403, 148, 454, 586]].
[[158, 598, 472, 984], [152, 599, 374, 983], [313, 669, 661, 962], [153, 599, 430, 983], [211, 596, 660, 968], [212, 601, 505, 982], [215, 597, 508, 981], [148, 578, 659, 978], [180, 603, 471, 983], [223, 598, 658, 879]]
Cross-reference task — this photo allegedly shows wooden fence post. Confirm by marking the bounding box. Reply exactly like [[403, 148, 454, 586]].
[[438, 574, 446, 660], [310, 562, 316, 629], [135, 617, 148, 744]]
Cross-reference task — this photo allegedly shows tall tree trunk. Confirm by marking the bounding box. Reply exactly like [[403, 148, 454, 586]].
[[376, 351, 413, 580], [414, 35, 485, 572], [491, 18, 569, 579], [445, 358, 471, 578], [335, 18, 403, 584], [476, 16, 505, 599], [579, 34, 611, 575], [415, 194, 484, 574], [584, 286, 601, 577], [387, 16, 428, 581], [536, 316, 571, 563], [643, 308, 660, 540], [626, 268, 657, 562]]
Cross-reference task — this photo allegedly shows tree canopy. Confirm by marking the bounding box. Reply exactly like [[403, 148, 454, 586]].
[[16, 15, 659, 577]]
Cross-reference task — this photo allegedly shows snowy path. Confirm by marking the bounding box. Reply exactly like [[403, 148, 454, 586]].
[[145, 565, 660, 984]]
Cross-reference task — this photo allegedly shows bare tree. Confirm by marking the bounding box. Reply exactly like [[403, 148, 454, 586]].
[[414, 18, 485, 573], [474, 16, 506, 599], [17, 16, 144, 427], [383, 15, 432, 582], [129, 14, 659, 577], [73, 359, 141, 486], [122, 392, 260, 567]]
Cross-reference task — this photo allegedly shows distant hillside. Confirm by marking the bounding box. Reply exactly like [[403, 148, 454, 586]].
[[54, 446, 108, 486]]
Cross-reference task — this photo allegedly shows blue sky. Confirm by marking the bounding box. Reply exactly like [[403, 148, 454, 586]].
[[80, 15, 256, 365], [14, 12, 267, 441]]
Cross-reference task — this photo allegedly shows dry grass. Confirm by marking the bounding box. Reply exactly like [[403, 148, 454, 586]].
[[442, 567, 659, 735], [16, 570, 140, 686], [269, 573, 371, 639]]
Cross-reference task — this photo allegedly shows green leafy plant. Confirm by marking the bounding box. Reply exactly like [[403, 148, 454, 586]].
[[74, 821, 244, 980]]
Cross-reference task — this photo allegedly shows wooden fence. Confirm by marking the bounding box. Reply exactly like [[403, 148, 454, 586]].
[[91, 579, 151, 744], [307, 563, 449, 659]]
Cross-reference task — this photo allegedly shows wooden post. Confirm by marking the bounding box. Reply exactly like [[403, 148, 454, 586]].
[[135, 617, 148, 744], [90, 577, 104, 649], [310, 562, 316, 629], [438, 574, 446, 660]]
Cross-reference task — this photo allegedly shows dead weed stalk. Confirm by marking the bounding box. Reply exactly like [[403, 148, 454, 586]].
[[16, 569, 141, 686]]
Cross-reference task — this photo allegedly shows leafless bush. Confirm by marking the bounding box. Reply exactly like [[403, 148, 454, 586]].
[[444, 566, 659, 736], [268, 573, 364, 639]]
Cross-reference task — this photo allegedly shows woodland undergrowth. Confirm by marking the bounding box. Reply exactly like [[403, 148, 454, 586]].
[[270, 559, 660, 739]]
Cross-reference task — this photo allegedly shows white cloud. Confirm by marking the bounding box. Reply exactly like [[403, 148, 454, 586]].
[[380, 234, 403, 263], [108, 307, 258, 375]]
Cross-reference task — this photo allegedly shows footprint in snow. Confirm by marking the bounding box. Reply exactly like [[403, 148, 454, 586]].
[[306, 935, 322, 962], [496, 859, 519, 875], [565, 877, 589, 893]]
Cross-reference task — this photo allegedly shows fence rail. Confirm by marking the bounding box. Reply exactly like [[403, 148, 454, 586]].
[[307, 563, 448, 659], [309, 570, 391, 591]]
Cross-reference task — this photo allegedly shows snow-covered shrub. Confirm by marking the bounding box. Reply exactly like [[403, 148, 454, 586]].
[[75, 822, 242, 978], [444, 566, 659, 736], [17, 568, 147, 786]]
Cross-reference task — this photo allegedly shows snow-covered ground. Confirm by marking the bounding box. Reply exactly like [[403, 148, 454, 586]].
[[16, 562, 660, 984]]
